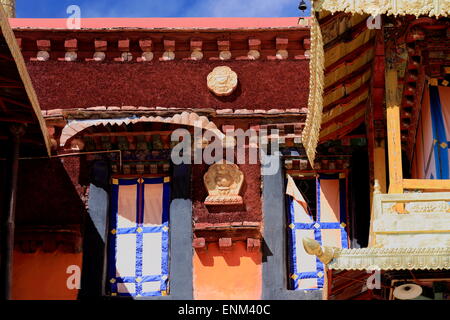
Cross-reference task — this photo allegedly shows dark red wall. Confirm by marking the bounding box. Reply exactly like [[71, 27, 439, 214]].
[[192, 163, 262, 224], [15, 157, 87, 226], [26, 60, 309, 111]]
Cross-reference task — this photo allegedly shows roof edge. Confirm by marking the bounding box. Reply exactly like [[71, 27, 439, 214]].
[[9, 17, 311, 31], [0, 5, 51, 156]]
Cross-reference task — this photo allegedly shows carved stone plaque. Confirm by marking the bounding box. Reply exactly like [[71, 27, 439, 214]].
[[204, 161, 244, 205], [207, 66, 238, 96]]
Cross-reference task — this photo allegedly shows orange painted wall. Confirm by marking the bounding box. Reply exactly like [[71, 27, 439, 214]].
[[12, 250, 82, 300], [193, 241, 261, 300]]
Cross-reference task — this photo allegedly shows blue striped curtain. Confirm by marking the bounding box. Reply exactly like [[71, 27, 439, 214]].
[[287, 173, 348, 290], [107, 177, 171, 297]]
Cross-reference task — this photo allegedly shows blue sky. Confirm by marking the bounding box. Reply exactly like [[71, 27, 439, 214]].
[[17, 0, 311, 18]]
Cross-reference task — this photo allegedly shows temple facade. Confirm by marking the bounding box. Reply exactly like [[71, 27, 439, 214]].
[[0, 0, 449, 300]]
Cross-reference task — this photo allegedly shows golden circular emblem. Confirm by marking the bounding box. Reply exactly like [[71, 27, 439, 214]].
[[207, 66, 238, 96]]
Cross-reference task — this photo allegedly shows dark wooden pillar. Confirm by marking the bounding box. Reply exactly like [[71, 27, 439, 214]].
[[0, 124, 25, 300]]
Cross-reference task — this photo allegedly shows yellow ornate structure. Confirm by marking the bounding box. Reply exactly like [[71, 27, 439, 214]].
[[302, 0, 450, 165], [303, 239, 450, 270], [303, 0, 450, 276], [304, 190, 450, 270]]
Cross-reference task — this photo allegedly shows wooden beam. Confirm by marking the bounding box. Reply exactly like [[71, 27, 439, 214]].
[[403, 179, 450, 190], [324, 61, 373, 93], [319, 113, 365, 142], [323, 18, 369, 51], [385, 69, 403, 194], [325, 41, 374, 73], [323, 84, 369, 112], [318, 11, 345, 26], [321, 101, 366, 130]]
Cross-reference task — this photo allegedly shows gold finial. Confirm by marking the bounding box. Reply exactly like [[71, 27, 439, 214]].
[[1, 0, 16, 18], [302, 238, 339, 265]]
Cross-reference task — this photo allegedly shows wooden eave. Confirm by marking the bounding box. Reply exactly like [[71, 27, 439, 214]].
[[0, 6, 50, 157], [318, 12, 376, 142]]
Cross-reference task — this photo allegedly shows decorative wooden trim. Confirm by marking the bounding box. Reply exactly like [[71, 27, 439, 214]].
[[313, 0, 450, 17], [302, 14, 325, 166], [84, 130, 174, 137], [303, 238, 450, 271], [59, 112, 224, 147], [15, 29, 311, 63], [328, 247, 450, 271], [403, 179, 450, 190]]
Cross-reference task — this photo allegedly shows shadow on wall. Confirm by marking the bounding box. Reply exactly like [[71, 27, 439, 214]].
[[15, 157, 86, 226], [196, 241, 261, 266], [11, 157, 87, 300], [193, 241, 262, 300]]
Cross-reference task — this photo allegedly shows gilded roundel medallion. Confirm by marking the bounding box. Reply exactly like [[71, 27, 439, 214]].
[[207, 66, 238, 96]]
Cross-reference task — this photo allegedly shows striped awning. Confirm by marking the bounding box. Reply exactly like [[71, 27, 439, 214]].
[[303, 0, 450, 164], [318, 12, 375, 142]]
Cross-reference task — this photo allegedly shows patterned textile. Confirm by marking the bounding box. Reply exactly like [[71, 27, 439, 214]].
[[107, 177, 171, 297], [287, 173, 349, 290]]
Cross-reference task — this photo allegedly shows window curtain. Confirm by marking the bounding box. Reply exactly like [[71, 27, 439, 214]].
[[412, 86, 449, 179], [430, 86, 449, 179], [286, 173, 349, 290], [107, 177, 171, 297]]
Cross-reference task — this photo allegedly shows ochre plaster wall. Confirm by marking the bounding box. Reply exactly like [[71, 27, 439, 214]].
[[12, 250, 82, 300], [193, 241, 261, 300]]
